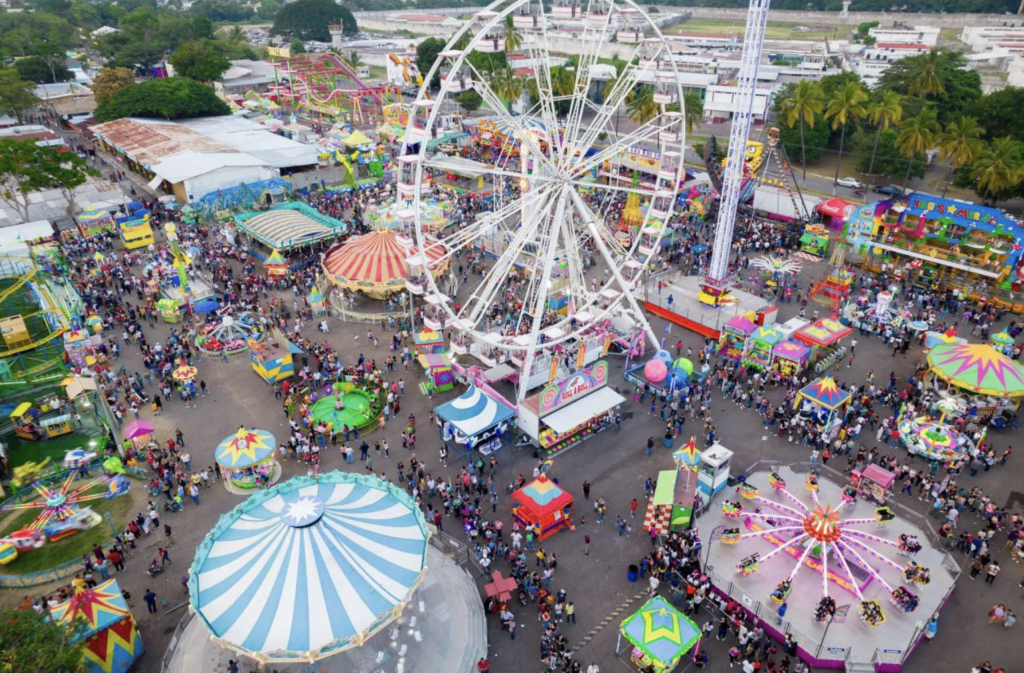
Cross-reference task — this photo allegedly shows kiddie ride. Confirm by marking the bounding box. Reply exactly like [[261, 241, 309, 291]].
[[0, 508, 104, 564]]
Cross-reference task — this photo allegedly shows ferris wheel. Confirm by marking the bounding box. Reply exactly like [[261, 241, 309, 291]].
[[398, 0, 687, 398]]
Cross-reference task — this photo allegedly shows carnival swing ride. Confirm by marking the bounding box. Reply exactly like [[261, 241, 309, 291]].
[[720, 473, 931, 628], [400, 0, 686, 400]]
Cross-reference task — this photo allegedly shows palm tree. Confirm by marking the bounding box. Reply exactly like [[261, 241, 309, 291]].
[[780, 80, 824, 180], [824, 82, 869, 195], [626, 86, 657, 125], [895, 107, 939, 190], [683, 92, 703, 134], [908, 49, 946, 98], [347, 51, 364, 69], [503, 16, 523, 54], [492, 71, 523, 112], [971, 136, 1024, 202], [227, 26, 244, 44], [865, 91, 902, 178], [936, 115, 984, 197]]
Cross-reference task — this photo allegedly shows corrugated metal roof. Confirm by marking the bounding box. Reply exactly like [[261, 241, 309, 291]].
[[151, 152, 268, 183], [91, 118, 236, 169]]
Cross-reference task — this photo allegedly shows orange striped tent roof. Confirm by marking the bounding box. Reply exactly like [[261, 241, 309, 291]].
[[322, 230, 446, 286]]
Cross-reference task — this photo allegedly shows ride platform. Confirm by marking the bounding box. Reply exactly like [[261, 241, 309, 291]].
[[645, 273, 769, 339]]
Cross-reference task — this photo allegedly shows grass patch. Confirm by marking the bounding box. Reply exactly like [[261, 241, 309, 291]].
[[2, 432, 100, 473], [0, 480, 139, 575], [668, 18, 844, 41]]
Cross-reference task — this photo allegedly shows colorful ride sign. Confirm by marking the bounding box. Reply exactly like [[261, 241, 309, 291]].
[[538, 360, 608, 416]]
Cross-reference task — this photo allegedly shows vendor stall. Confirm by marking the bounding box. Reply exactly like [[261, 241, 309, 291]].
[[718, 314, 758, 361], [413, 329, 445, 356], [771, 340, 810, 377], [214, 428, 278, 490], [849, 464, 894, 505], [249, 329, 301, 384], [264, 249, 288, 278], [417, 353, 455, 394], [799, 224, 830, 257], [157, 298, 181, 323], [75, 205, 116, 237], [123, 419, 154, 451], [619, 596, 700, 673], [307, 287, 327, 316], [511, 474, 573, 540], [742, 325, 784, 371], [517, 361, 625, 456], [436, 384, 515, 456], [793, 376, 852, 437]]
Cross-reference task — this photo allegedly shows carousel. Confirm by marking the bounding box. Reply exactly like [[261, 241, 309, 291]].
[[925, 342, 1024, 422], [366, 198, 451, 233], [321, 229, 449, 300], [196, 314, 265, 356], [214, 428, 280, 491]]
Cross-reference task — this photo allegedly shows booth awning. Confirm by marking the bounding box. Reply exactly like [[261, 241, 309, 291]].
[[817, 198, 853, 219], [541, 387, 625, 434]]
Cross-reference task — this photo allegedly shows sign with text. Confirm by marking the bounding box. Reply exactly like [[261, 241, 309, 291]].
[[538, 360, 608, 417]]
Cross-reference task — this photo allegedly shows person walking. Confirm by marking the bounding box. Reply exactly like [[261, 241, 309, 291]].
[[583, 534, 590, 556], [989, 604, 1006, 624], [144, 588, 158, 614], [582, 480, 591, 500], [985, 560, 1001, 584]]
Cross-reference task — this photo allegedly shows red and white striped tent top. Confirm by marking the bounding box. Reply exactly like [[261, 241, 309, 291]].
[[322, 230, 448, 296]]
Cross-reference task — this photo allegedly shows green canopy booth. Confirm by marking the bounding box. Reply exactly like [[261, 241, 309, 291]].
[[618, 596, 701, 672]]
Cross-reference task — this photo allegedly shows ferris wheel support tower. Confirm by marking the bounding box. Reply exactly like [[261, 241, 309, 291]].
[[702, 0, 773, 307]]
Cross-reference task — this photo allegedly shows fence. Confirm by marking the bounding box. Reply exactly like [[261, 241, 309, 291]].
[[160, 609, 196, 673], [430, 528, 486, 577]]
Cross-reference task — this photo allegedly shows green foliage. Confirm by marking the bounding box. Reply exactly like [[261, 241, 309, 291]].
[[95, 76, 231, 122], [188, 0, 256, 22], [0, 13, 75, 85], [455, 90, 483, 114], [416, 37, 446, 88], [621, 0, 1017, 10], [91, 67, 136, 102], [0, 139, 97, 222], [171, 40, 231, 82], [290, 38, 306, 55], [973, 87, 1024, 144], [856, 21, 879, 36], [13, 56, 71, 84], [271, 0, 358, 41], [877, 49, 981, 123], [777, 118, 830, 162], [0, 607, 88, 673], [862, 35, 876, 47], [0, 68, 41, 123], [853, 128, 925, 180]]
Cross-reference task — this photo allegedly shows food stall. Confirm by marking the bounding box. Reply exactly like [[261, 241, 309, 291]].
[[771, 340, 810, 377], [517, 360, 625, 456], [618, 596, 700, 672], [435, 384, 516, 456], [157, 298, 181, 323], [413, 329, 445, 356], [511, 474, 573, 540], [214, 428, 278, 490], [123, 419, 155, 451], [742, 325, 784, 371], [718, 314, 758, 361], [263, 249, 288, 278], [849, 464, 894, 505], [417, 353, 455, 394], [793, 376, 852, 437]]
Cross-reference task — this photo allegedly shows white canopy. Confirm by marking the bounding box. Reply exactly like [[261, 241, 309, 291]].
[[541, 387, 625, 434]]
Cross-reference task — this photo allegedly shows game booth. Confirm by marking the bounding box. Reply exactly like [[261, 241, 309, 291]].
[[792, 317, 853, 369], [214, 428, 279, 490], [771, 340, 810, 377], [742, 324, 784, 372], [643, 466, 699, 536], [414, 329, 445, 355], [248, 328, 301, 384], [264, 249, 288, 278], [517, 361, 625, 456], [718, 314, 758, 361], [157, 298, 181, 323], [307, 286, 327, 316], [123, 419, 155, 451], [793, 376, 852, 437], [925, 342, 1024, 422], [618, 596, 700, 673], [511, 474, 574, 540], [417, 353, 455, 394], [50, 580, 144, 673], [799, 224, 830, 257], [75, 205, 116, 237], [435, 384, 516, 456]]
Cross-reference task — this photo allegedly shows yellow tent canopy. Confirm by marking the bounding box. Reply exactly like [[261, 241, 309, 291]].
[[341, 130, 373, 147]]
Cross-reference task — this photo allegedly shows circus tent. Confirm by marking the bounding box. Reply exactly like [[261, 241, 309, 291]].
[[50, 579, 145, 673], [321, 229, 448, 299]]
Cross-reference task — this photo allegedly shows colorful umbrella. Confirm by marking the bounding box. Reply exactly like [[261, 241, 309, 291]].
[[927, 342, 1024, 398], [123, 419, 154, 439], [215, 428, 276, 469], [620, 596, 700, 670], [672, 437, 701, 469], [172, 365, 198, 382]]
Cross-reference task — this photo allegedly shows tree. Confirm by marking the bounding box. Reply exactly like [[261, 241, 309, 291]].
[[973, 87, 1024, 144], [824, 82, 868, 194], [95, 77, 231, 122], [936, 115, 983, 197], [415, 37, 446, 88], [863, 35, 877, 47], [0, 68, 41, 123], [971, 137, 1024, 202], [853, 128, 926, 181], [492, 71, 523, 112], [271, 0, 358, 41], [683, 91, 703, 134], [91, 67, 136, 102], [455, 90, 483, 115], [907, 49, 945, 97], [0, 607, 87, 673], [895, 107, 939, 190], [0, 139, 97, 222], [1, 14, 76, 86], [14, 56, 73, 84], [170, 40, 231, 82], [347, 51, 363, 69], [856, 21, 879, 36], [626, 86, 657, 125], [289, 38, 306, 55], [779, 80, 824, 180], [503, 16, 523, 54], [864, 91, 902, 177], [227, 26, 245, 44], [878, 49, 981, 123]]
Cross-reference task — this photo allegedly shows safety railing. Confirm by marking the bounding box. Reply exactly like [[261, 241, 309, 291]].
[[160, 609, 196, 673]]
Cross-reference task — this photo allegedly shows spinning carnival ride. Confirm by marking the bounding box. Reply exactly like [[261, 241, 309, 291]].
[[722, 476, 929, 626], [0, 471, 130, 542], [401, 0, 686, 401]]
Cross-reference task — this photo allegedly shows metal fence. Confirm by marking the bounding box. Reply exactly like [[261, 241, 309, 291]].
[[430, 529, 486, 577]]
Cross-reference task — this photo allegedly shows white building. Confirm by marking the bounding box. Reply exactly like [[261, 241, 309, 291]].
[[961, 25, 1024, 52], [703, 83, 775, 123], [868, 26, 940, 47], [854, 42, 931, 87]]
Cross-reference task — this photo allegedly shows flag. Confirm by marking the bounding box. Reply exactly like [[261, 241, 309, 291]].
[[831, 604, 851, 623], [709, 524, 726, 542]]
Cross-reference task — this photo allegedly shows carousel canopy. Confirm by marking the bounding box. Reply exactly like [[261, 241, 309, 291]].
[[322, 230, 446, 289], [189, 473, 428, 662], [619, 596, 700, 668], [798, 376, 851, 410], [215, 428, 276, 469], [264, 249, 286, 266], [435, 384, 514, 438], [927, 342, 1024, 397], [235, 204, 345, 250]]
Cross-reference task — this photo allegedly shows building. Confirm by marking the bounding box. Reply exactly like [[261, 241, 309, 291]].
[[961, 25, 1024, 52], [90, 116, 321, 204], [854, 42, 931, 87], [703, 83, 775, 123], [213, 59, 280, 98], [34, 82, 96, 117], [868, 26, 940, 47]]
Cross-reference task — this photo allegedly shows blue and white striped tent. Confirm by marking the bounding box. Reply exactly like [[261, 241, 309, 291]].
[[435, 384, 515, 443], [188, 472, 429, 662]]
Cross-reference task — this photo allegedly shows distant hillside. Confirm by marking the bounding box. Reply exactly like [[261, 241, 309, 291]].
[[638, 0, 1019, 13]]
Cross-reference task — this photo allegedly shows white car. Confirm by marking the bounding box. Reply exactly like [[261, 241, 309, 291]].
[[836, 177, 864, 189]]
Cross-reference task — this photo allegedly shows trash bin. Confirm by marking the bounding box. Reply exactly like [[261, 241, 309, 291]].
[[627, 564, 639, 582], [663, 436, 673, 448]]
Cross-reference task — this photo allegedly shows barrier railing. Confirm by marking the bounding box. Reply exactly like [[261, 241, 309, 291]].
[[160, 609, 196, 673]]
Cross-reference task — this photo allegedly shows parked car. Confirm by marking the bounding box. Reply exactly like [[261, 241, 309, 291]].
[[873, 184, 905, 197], [836, 177, 864, 189]]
